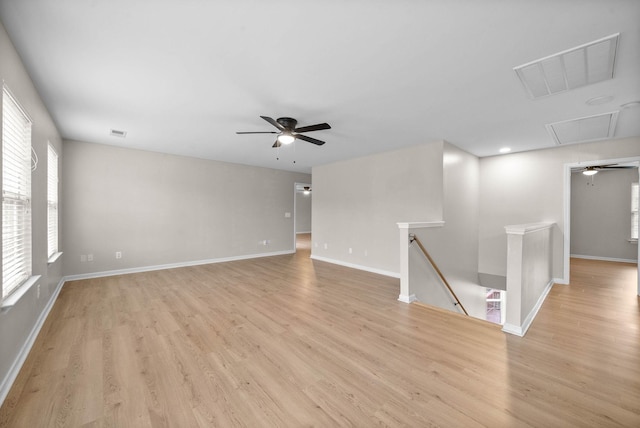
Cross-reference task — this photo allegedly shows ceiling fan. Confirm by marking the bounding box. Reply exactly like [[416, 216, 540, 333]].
[[236, 116, 331, 148], [577, 164, 637, 176]]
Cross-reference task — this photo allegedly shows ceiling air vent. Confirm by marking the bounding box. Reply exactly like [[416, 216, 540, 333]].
[[110, 129, 127, 138], [514, 33, 619, 99], [546, 111, 618, 145]]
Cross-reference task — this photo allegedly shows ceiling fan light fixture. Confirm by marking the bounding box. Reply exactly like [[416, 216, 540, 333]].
[[582, 168, 598, 176], [277, 133, 295, 145]]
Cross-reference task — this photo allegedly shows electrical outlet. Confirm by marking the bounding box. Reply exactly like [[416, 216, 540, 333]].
[[284, 212, 291, 218], [87, 254, 94, 262], [80, 254, 87, 262], [348, 248, 353, 254], [324, 243, 328, 250], [115, 251, 122, 259]]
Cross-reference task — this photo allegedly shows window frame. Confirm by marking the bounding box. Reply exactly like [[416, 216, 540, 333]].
[[2, 85, 34, 303], [47, 144, 59, 260], [632, 182, 639, 241]]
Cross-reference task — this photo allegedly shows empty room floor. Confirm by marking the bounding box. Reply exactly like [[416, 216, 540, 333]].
[[1, 251, 638, 426]]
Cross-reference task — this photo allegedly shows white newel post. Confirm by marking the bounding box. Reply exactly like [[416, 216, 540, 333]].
[[397, 223, 415, 303], [503, 222, 555, 336]]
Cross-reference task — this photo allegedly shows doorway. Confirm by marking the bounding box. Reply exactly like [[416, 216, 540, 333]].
[[564, 156, 640, 295], [294, 182, 312, 252]]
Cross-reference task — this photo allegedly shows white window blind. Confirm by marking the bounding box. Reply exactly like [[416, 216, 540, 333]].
[[2, 86, 32, 300], [632, 182, 639, 240], [47, 144, 58, 258]]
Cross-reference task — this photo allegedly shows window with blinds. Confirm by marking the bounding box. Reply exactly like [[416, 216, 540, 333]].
[[632, 182, 639, 241], [2, 86, 32, 300], [48, 144, 58, 258]]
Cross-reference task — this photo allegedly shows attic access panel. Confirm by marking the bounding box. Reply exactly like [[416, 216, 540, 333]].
[[514, 33, 619, 99], [546, 111, 618, 145]]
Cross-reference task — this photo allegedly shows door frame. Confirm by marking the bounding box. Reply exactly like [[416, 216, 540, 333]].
[[293, 182, 312, 251], [563, 156, 640, 295]]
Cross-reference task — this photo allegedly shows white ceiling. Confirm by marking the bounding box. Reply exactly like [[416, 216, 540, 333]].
[[1, 0, 639, 174]]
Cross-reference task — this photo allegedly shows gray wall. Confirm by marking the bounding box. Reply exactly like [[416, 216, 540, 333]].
[[479, 137, 640, 281], [62, 140, 311, 276], [312, 142, 444, 275], [295, 190, 312, 233], [571, 168, 639, 261], [412, 142, 486, 319], [0, 21, 64, 400]]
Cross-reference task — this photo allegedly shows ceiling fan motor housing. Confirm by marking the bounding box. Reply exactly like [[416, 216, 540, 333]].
[[276, 117, 297, 129]]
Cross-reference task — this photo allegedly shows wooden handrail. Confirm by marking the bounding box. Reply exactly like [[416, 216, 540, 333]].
[[409, 233, 468, 316]]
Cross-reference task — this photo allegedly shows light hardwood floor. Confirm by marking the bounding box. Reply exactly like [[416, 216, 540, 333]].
[[1, 238, 639, 427]]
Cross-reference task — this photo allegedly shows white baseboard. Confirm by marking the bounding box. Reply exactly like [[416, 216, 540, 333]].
[[570, 254, 637, 264], [309, 255, 400, 279], [64, 250, 296, 282], [502, 279, 554, 337], [553, 277, 568, 285], [502, 322, 525, 336], [397, 293, 416, 303], [0, 277, 65, 407]]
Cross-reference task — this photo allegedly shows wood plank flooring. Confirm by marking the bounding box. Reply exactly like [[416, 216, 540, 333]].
[[1, 238, 639, 427]]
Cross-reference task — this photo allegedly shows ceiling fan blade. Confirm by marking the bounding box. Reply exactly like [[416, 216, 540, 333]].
[[294, 123, 331, 133], [260, 116, 285, 130], [236, 131, 278, 134], [272, 140, 282, 148], [295, 134, 325, 146]]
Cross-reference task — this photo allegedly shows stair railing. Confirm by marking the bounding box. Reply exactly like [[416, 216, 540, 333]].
[[409, 233, 468, 316]]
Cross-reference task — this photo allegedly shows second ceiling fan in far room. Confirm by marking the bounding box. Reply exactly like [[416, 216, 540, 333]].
[[578, 163, 636, 176]]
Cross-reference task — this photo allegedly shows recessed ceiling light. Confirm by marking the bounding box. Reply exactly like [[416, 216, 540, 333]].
[[110, 129, 127, 138], [621, 101, 640, 109], [586, 95, 614, 106], [499, 147, 511, 154]]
